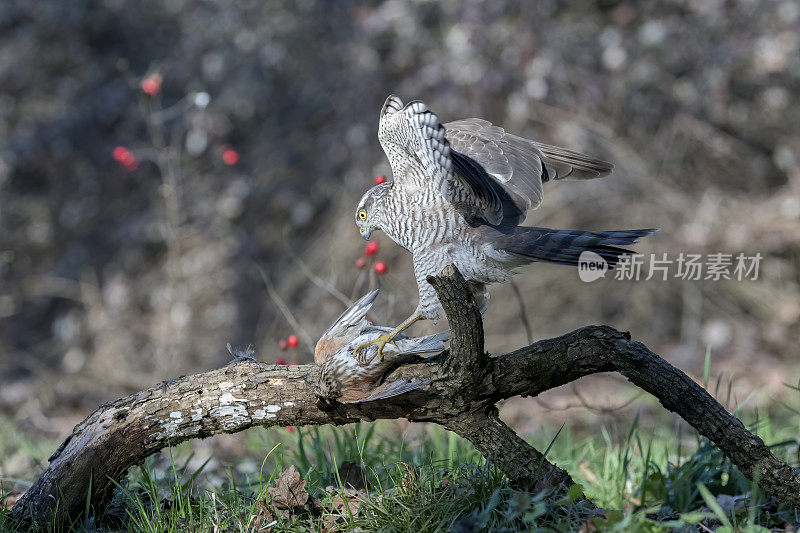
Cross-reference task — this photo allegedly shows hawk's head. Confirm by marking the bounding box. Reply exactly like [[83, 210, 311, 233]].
[[355, 183, 390, 240]]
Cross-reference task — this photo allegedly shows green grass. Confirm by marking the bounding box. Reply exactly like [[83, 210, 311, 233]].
[[2, 412, 798, 532], [3, 351, 800, 532]]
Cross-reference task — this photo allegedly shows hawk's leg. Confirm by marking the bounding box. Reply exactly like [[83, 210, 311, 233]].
[[354, 312, 422, 366]]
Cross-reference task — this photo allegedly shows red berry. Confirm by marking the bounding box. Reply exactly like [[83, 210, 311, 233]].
[[286, 335, 299, 348], [112, 146, 129, 162], [286, 426, 295, 432], [275, 357, 287, 365], [278, 340, 288, 350], [374, 260, 387, 274], [375, 174, 387, 185], [113, 146, 138, 170], [222, 147, 239, 165], [355, 257, 366, 269], [364, 241, 379, 256], [140, 77, 160, 96]]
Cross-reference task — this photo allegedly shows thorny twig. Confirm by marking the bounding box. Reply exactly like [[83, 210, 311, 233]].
[[509, 280, 533, 344], [257, 265, 316, 353], [281, 232, 352, 308], [349, 268, 368, 302], [534, 384, 643, 414]]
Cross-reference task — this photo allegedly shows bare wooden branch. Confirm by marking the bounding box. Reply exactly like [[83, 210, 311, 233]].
[[11, 267, 800, 530], [487, 325, 800, 506], [426, 265, 488, 386]]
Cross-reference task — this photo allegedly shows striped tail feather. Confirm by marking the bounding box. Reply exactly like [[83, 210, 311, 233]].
[[395, 330, 450, 355], [496, 226, 659, 268]]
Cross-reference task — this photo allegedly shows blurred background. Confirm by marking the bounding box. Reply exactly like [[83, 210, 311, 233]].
[[1, 0, 799, 484]]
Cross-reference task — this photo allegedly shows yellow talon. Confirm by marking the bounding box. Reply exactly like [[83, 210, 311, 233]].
[[354, 333, 398, 365], [353, 312, 423, 366]]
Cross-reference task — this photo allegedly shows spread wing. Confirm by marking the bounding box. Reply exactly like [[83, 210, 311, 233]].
[[445, 118, 614, 222], [379, 95, 509, 224], [340, 378, 431, 403], [378, 95, 452, 188], [379, 97, 613, 226], [314, 290, 378, 365]]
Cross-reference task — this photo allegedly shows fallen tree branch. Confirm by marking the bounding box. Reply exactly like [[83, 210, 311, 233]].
[[487, 325, 800, 506], [11, 267, 800, 530]]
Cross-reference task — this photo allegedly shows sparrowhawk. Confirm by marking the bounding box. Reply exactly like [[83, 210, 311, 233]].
[[354, 95, 657, 359]]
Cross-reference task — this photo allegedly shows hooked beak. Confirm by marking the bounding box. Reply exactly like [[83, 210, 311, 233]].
[[360, 229, 372, 241]]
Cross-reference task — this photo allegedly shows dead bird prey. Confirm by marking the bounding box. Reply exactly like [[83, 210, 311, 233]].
[[314, 290, 448, 405]]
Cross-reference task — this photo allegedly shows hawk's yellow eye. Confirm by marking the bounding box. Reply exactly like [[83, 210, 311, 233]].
[[358, 209, 367, 220]]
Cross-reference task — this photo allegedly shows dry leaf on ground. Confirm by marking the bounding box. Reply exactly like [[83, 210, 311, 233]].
[[330, 492, 361, 517], [267, 465, 309, 509], [2, 492, 23, 510], [321, 488, 363, 531], [578, 518, 596, 533]]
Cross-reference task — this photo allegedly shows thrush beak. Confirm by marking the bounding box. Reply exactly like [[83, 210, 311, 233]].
[[361, 229, 371, 241]]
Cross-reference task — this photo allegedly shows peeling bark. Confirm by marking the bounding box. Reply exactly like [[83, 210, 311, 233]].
[[11, 267, 800, 530]]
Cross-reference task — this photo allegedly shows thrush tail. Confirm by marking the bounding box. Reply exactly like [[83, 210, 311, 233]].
[[394, 330, 450, 355]]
